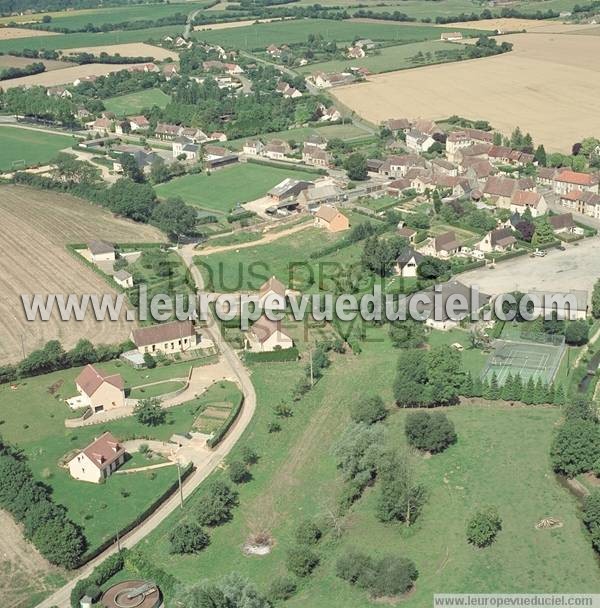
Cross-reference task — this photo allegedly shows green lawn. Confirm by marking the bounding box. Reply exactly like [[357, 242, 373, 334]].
[[103, 88, 171, 116], [156, 163, 322, 213], [0, 126, 74, 171], [135, 323, 600, 604], [192, 18, 488, 50], [0, 358, 241, 553], [298, 39, 464, 75], [129, 379, 187, 399]]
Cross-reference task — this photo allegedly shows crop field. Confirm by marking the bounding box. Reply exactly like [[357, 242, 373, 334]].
[[62, 42, 179, 60], [299, 39, 461, 75], [0, 26, 60, 39], [103, 87, 171, 115], [0, 61, 137, 89], [134, 323, 600, 605], [0, 54, 68, 71], [156, 163, 321, 213], [0, 185, 164, 366], [192, 18, 486, 50], [0, 126, 74, 170], [0, 24, 182, 53], [332, 32, 600, 152]]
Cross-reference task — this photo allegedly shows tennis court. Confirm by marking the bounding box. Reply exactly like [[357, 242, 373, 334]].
[[481, 338, 566, 385]]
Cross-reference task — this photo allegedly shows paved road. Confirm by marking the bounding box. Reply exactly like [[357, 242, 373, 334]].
[[36, 248, 257, 608]]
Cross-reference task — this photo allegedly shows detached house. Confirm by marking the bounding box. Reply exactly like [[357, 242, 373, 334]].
[[243, 140, 265, 156], [302, 144, 332, 168], [482, 176, 534, 208], [421, 231, 461, 259], [128, 115, 149, 131], [246, 317, 294, 353], [72, 364, 125, 412], [259, 276, 287, 311], [394, 248, 424, 278], [477, 227, 517, 253], [510, 190, 548, 217], [314, 205, 350, 232], [87, 240, 115, 262], [406, 129, 436, 153], [67, 432, 126, 484], [549, 213, 582, 235], [384, 118, 411, 135], [264, 139, 291, 160], [131, 320, 198, 355]]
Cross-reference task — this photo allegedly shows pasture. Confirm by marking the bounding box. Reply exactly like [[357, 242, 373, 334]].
[[332, 32, 600, 152], [299, 39, 461, 75], [135, 323, 600, 605], [156, 163, 320, 213], [192, 18, 485, 50], [0, 126, 74, 170], [103, 88, 171, 115], [0, 184, 164, 366]]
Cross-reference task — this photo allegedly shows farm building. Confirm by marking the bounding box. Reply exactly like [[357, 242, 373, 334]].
[[114, 270, 134, 288], [88, 240, 116, 262], [314, 205, 350, 232], [67, 432, 126, 483]]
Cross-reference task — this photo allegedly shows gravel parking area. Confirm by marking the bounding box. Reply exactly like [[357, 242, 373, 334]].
[[459, 237, 600, 298]]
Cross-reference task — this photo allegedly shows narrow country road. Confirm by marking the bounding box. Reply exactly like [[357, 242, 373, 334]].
[[36, 247, 257, 608]]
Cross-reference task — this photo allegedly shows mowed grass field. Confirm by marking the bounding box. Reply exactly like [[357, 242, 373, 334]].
[[192, 18, 487, 50], [103, 88, 171, 115], [0, 126, 74, 170], [135, 323, 600, 605], [0, 185, 164, 366], [156, 163, 321, 213], [332, 32, 600, 152]]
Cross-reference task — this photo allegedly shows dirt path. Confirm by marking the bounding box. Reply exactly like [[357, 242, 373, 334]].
[[199, 221, 311, 255]]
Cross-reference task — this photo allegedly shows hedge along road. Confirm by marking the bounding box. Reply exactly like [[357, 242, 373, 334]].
[[35, 244, 257, 608]]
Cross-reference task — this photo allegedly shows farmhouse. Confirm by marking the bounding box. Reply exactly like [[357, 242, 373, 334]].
[[379, 154, 427, 178], [482, 176, 534, 208], [242, 140, 265, 156], [510, 190, 548, 217], [387, 178, 412, 196], [131, 320, 199, 355], [88, 240, 115, 262], [259, 276, 287, 311], [446, 128, 493, 161], [310, 71, 355, 89], [113, 149, 160, 174], [302, 144, 332, 168], [163, 63, 179, 80], [405, 129, 436, 153], [129, 115, 149, 131], [88, 117, 114, 136], [67, 432, 126, 484], [477, 227, 517, 253], [397, 225, 417, 244], [71, 364, 125, 412], [432, 158, 458, 176], [347, 45, 366, 59], [394, 248, 424, 278], [264, 140, 291, 160], [536, 167, 557, 187], [246, 317, 293, 353], [384, 118, 411, 135], [318, 105, 342, 122], [553, 170, 600, 195], [155, 122, 182, 141], [47, 85, 72, 98], [314, 205, 350, 232], [420, 231, 461, 259]]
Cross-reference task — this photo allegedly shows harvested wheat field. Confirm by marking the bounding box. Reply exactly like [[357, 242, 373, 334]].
[[194, 16, 292, 31], [0, 26, 60, 40], [0, 62, 137, 89], [450, 18, 600, 34], [62, 42, 179, 60], [332, 32, 600, 152], [0, 55, 68, 71], [0, 185, 165, 365]]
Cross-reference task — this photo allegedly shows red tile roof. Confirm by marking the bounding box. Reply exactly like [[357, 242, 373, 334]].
[[76, 364, 124, 397], [82, 432, 125, 469], [555, 170, 599, 186]]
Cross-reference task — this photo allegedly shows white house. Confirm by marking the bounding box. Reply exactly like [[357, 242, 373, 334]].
[[69, 364, 125, 413], [113, 270, 134, 288], [88, 240, 115, 262], [258, 276, 287, 311], [131, 320, 199, 355], [394, 248, 424, 278], [246, 317, 294, 353], [67, 432, 126, 483]]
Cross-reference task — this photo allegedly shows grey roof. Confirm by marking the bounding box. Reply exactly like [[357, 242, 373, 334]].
[[114, 270, 132, 281], [88, 240, 114, 255], [396, 247, 424, 267]]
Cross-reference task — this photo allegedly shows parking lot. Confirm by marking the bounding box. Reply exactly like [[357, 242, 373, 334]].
[[459, 236, 600, 297]]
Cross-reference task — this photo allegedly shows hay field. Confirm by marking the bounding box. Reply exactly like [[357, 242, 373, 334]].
[[0, 26, 60, 39], [63, 42, 179, 60], [0, 185, 164, 366], [0, 62, 136, 89], [332, 32, 600, 152]]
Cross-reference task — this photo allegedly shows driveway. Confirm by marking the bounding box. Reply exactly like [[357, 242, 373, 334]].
[[459, 236, 600, 297]]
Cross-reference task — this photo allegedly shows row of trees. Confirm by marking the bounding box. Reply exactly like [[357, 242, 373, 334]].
[[0, 435, 86, 568]]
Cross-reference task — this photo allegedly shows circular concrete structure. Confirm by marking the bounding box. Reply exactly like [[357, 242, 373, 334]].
[[101, 580, 161, 608]]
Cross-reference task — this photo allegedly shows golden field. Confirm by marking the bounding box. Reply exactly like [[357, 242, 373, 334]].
[[332, 32, 600, 152]]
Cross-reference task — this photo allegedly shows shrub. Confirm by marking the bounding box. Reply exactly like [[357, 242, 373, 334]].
[[169, 523, 210, 554], [286, 545, 319, 577], [349, 395, 387, 425], [143, 352, 156, 369], [405, 411, 457, 453], [336, 549, 375, 587], [550, 419, 600, 476], [294, 520, 322, 546], [268, 576, 297, 601], [228, 460, 250, 484], [195, 480, 238, 526], [241, 446, 258, 465], [466, 508, 502, 547]]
